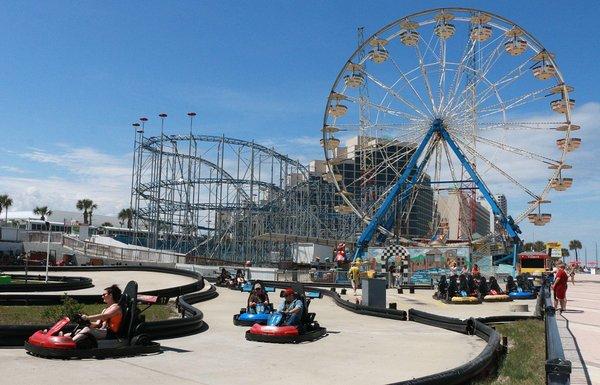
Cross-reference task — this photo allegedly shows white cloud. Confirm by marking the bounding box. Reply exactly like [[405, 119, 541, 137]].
[[0, 145, 132, 216]]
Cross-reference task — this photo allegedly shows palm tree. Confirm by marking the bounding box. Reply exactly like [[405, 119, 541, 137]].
[[569, 240, 582, 262], [76, 199, 98, 225], [0, 194, 13, 223], [523, 242, 534, 252], [33, 206, 53, 221], [561, 248, 570, 260], [118, 208, 135, 229], [101, 222, 113, 227], [533, 241, 546, 252]]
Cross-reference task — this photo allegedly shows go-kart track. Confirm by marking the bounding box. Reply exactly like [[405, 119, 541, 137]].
[[0, 268, 495, 385]]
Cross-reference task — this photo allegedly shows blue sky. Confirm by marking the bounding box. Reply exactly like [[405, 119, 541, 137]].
[[1, 1, 598, 262]]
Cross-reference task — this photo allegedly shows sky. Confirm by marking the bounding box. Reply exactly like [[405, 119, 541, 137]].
[[0, 1, 599, 262]]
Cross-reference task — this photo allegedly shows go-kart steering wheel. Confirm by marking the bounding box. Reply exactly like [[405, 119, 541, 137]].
[[71, 313, 91, 327]]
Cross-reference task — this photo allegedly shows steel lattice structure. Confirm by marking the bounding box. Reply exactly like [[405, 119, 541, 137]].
[[130, 117, 361, 262]]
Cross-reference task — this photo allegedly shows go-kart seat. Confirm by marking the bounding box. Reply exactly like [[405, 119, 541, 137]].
[[109, 281, 140, 342], [437, 275, 448, 298], [478, 277, 489, 296], [447, 275, 458, 299], [506, 276, 517, 293], [489, 276, 503, 293]]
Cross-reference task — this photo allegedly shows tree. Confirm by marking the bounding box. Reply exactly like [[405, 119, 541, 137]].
[[523, 242, 534, 251], [33, 206, 53, 221], [533, 241, 546, 252], [76, 199, 98, 225], [569, 240, 582, 262], [101, 222, 113, 227], [118, 208, 135, 229], [0, 194, 13, 223], [561, 248, 570, 259]]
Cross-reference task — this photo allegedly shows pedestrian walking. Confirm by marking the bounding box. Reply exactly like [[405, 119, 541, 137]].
[[552, 262, 569, 313]]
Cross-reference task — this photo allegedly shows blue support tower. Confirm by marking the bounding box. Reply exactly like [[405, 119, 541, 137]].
[[353, 119, 521, 263]]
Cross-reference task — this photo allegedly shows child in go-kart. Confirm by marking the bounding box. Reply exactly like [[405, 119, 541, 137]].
[[247, 281, 270, 314], [277, 288, 303, 326], [69, 285, 123, 342]]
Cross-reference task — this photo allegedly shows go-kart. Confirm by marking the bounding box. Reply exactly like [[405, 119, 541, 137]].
[[479, 276, 512, 302], [506, 275, 536, 300], [245, 285, 327, 343], [446, 274, 481, 304], [233, 280, 277, 326], [233, 302, 274, 326], [24, 281, 160, 359]]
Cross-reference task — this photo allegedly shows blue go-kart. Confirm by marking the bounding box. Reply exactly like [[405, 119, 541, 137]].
[[233, 303, 274, 326], [506, 275, 536, 300], [233, 281, 276, 326]]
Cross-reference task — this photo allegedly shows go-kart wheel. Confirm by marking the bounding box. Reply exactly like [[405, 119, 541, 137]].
[[132, 334, 151, 346]]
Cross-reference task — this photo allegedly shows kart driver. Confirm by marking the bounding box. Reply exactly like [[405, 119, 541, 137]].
[[71, 284, 123, 342], [248, 281, 270, 313], [277, 288, 303, 326]]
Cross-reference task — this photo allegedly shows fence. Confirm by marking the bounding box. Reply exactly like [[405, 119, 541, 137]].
[[542, 283, 571, 385], [61, 235, 185, 264]]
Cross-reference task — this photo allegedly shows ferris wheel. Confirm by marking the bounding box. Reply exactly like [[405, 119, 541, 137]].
[[321, 8, 579, 256]]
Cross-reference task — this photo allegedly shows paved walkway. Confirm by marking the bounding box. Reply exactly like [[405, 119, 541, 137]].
[[0, 271, 489, 385], [556, 274, 600, 385]]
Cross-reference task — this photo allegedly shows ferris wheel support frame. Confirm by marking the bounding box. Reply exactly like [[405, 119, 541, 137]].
[[353, 118, 522, 262]]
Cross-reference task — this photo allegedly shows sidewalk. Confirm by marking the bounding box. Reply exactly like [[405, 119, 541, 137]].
[[556, 274, 600, 385]]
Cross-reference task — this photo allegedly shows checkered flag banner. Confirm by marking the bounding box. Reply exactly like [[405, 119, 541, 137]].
[[382, 244, 410, 261]]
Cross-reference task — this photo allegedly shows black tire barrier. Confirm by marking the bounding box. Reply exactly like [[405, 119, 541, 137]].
[[0, 266, 204, 305], [400, 310, 504, 385], [0, 274, 94, 292], [408, 308, 468, 334], [0, 266, 214, 346]]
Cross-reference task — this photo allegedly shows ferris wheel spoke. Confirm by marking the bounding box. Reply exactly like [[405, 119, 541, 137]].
[[454, 128, 560, 165], [343, 94, 425, 122], [450, 133, 540, 199], [476, 86, 554, 119], [437, 37, 448, 113], [474, 121, 560, 131], [415, 44, 438, 115], [443, 37, 477, 114], [389, 57, 435, 117], [360, 68, 431, 119], [340, 133, 427, 189], [360, 135, 439, 216], [445, 36, 510, 114], [449, 54, 538, 117]]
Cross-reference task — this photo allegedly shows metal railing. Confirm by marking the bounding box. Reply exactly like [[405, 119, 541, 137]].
[[23, 231, 63, 243], [542, 283, 571, 385], [61, 235, 185, 264]]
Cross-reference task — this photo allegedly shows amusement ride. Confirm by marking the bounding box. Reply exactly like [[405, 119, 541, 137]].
[[321, 8, 579, 266]]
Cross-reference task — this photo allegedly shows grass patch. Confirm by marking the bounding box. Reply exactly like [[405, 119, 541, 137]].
[[0, 303, 178, 324], [476, 319, 545, 385]]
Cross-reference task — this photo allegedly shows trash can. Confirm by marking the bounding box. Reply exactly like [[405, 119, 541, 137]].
[[362, 278, 386, 308]]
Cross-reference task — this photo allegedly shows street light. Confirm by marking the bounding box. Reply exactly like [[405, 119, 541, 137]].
[[45, 220, 51, 283]]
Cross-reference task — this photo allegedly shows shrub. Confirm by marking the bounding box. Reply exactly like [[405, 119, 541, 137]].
[[42, 294, 85, 322]]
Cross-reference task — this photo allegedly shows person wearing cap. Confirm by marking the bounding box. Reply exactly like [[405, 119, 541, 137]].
[[277, 288, 303, 326], [347, 260, 361, 295], [248, 281, 270, 313]]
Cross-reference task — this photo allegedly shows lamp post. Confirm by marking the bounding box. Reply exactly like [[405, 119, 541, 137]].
[[45, 221, 51, 283]]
